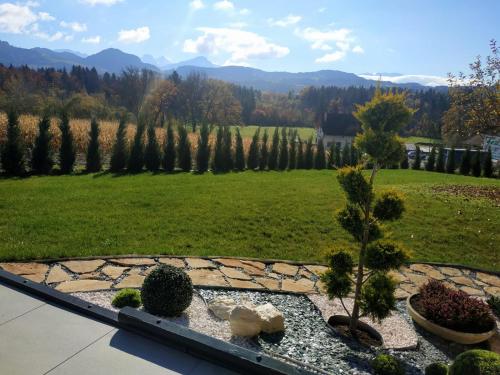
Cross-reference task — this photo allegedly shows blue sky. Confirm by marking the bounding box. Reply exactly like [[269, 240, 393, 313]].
[[0, 0, 498, 83]]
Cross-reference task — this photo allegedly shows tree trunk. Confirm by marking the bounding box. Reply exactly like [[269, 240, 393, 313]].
[[349, 164, 378, 336]]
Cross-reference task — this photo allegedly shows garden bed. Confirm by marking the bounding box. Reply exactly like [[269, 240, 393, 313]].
[[71, 288, 469, 374]]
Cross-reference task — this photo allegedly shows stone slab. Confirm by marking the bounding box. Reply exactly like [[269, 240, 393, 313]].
[[213, 258, 244, 268], [303, 265, 328, 276], [450, 276, 476, 287], [79, 272, 101, 280], [272, 263, 298, 277], [476, 272, 500, 288], [255, 278, 280, 291], [101, 265, 128, 279], [158, 257, 185, 268], [281, 278, 315, 293], [439, 267, 463, 277], [219, 266, 252, 280], [460, 286, 484, 296], [238, 263, 265, 276], [0, 262, 48, 275], [60, 260, 105, 274], [46, 265, 72, 284], [187, 269, 228, 287], [21, 273, 46, 283], [185, 258, 216, 269], [55, 280, 112, 293], [109, 258, 156, 266], [485, 286, 500, 296], [115, 275, 145, 289], [227, 279, 264, 289], [240, 260, 266, 270]]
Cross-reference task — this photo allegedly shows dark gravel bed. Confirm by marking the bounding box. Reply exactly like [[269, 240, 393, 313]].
[[198, 288, 462, 374]]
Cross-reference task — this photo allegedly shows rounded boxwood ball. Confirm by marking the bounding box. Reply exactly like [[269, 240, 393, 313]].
[[450, 349, 500, 375], [112, 288, 141, 308], [425, 362, 449, 375], [372, 354, 405, 375], [141, 265, 193, 316]]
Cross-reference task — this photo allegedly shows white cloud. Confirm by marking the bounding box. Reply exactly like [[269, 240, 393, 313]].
[[80, 0, 123, 5], [0, 2, 43, 33], [295, 26, 352, 51], [60, 21, 87, 32], [38, 12, 54, 21], [82, 35, 101, 44], [239, 8, 250, 15], [268, 14, 301, 27], [183, 27, 289, 65], [228, 22, 247, 29], [359, 74, 449, 87], [64, 34, 73, 41], [352, 45, 364, 54], [315, 51, 346, 63], [189, 0, 205, 10], [35, 30, 64, 42], [214, 0, 234, 11], [117, 26, 150, 43]]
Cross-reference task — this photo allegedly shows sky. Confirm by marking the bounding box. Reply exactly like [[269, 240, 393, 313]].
[[0, 0, 498, 85]]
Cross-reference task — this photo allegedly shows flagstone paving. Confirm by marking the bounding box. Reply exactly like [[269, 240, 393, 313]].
[[0, 257, 499, 300]]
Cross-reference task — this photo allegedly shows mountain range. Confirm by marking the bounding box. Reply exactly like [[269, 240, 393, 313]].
[[0, 40, 444, 93]]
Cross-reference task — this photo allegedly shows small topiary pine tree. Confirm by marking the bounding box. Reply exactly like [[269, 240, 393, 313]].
[[334, 142, 342, 167], [110, 117, 128, 173], [247, 128, 260, 170], [304, 137, 314, 169], [144, 125, 161, 171], [328, 143, 335, 169], [58, 111, 75, 174], [1, 109, 25, 176], [177, 125, 192, 172], [322, 88, 412, 336], [278, 127, 289, 170], [128, 123, 145, 173], [412, 146, 421, 170], [268, 127, 279, 170], [400, 150, 409, 169], [483, 147, 493, 178], [212, 126, 224, 173], [471, 148, 482, 177], [31, 113, 53, 174], [341, 143, 351, 167], [289, 131, 297, 170], [425, 146, 436, 171], [435, 146, 445, 173], [86, 118, 101, 173], [315, 140, 326, 169], [259, 130, 269, 171], [446, 148, 456, 174], [163, 122, 176, 172], [296, 138, 304, 169], [234, 127, 245, 171], [196, 123, 210, 173], [459, 147, 471, 175], [222, 126, 233, 172]]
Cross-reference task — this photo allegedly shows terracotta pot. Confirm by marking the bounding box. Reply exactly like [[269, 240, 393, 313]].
[[406, 294, 497, 345], [326, 315, 383, 346]]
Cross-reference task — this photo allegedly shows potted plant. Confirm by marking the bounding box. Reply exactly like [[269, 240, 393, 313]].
[[321, 88, 413, 346], [407, 280, 497, 344]]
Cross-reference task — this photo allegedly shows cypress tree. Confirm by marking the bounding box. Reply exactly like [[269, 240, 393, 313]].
[[446, 148, 456, 174], [128, 123, 145, 173], [297, 138, 304, 169], [425, 146, 436, 171], [304, 137, 314, 169], [412, 146, 421, 170], [459, 147, 471, 175], [1, 109, 25, 176], [222, 126, 233, 172], [259, 130, 269, 170], [163, 123, 176, 172], [334, 142, 341, 167], [110, 118, 128, 172], [31, 113, 53, 174], [341, 143, 351, 166], [327, 143, 335, 169], [234, 127, 245, 171], [177, 125, 192, 172], [196, 123, 210, 173], [315, 140, 326, 169], [471, 149, 481, 177], [86, 118, 101, 173], [268, 127, 279, 170], [144, 125, 161, 171], [212, 126, 224, 173], [483, 147, 493, 178], [289, 132, 297, 170], [435, 146, 445, 173], [350, 144, 359, 166], [278, 127, 288, 170], [247, 128, 260, 170], [59, 111, 75, 174], [400, 151, 409, 169]]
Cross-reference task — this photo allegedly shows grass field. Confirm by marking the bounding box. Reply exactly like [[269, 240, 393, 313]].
[[0, 170, 498, 270]]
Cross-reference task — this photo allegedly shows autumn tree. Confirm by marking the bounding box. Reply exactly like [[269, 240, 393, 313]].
[[31, 113, 53, 174], [1, 109, 25, 176]]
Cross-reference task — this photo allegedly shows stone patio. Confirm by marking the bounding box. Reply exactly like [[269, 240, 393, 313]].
[[1, 257, 499, 299]]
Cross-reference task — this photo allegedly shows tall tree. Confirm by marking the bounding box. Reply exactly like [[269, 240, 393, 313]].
[[350, 144, 359, 166], [268, 127, 280, 170], [259, 130, 269, 170], [58, 111, 76, 174], [327, 143, 335, 169], [483, 147, 493, 178], [425, 146, 436, 171], [412, 146, 421, 170], [289, 131, 297, 170], [471, 149, 482, 177], [278, 127, 289, 170], [334, 143, 341, 167], [315, 140, 326, 169], [128, 123, 145, 173], [222, 126, 233, 172], [196, 123, 210, 173], [400, 151, 409, 169], [31, 113, 53, 174], [234, 128, 245, 171], [459, 147, 471, 175], [304, 137, 314, 169], [110, 118, 128, 172], [86, 118, 101, 173], [144, 125, 161, 171], [1, 109, 25, 176], [212, 126, 225, 173], [446, 148, 456, 174], [163, 122, 176, 172], [177, 125, 192, 172], [297, 138, 304, 169], [435, 146, 445, 173], [341, 143, 351, 167], [247, 128, 260, 170]]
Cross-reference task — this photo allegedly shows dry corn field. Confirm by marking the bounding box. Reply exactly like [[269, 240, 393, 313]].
[[0, 113, 254, 159]]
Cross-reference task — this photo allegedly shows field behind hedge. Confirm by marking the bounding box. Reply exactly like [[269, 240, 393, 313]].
[[0, 170, 498, 270]]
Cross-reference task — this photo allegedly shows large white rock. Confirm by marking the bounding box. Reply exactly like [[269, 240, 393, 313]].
[[256, 303, 285, 333], [208, 296, 237, 320], [229, 305, 262, 337]]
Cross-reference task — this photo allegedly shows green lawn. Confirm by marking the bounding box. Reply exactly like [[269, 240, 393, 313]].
[[0, 170, 498, 270]]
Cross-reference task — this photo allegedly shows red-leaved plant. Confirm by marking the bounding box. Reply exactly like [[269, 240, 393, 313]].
[[418, 280, 495, 333]]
